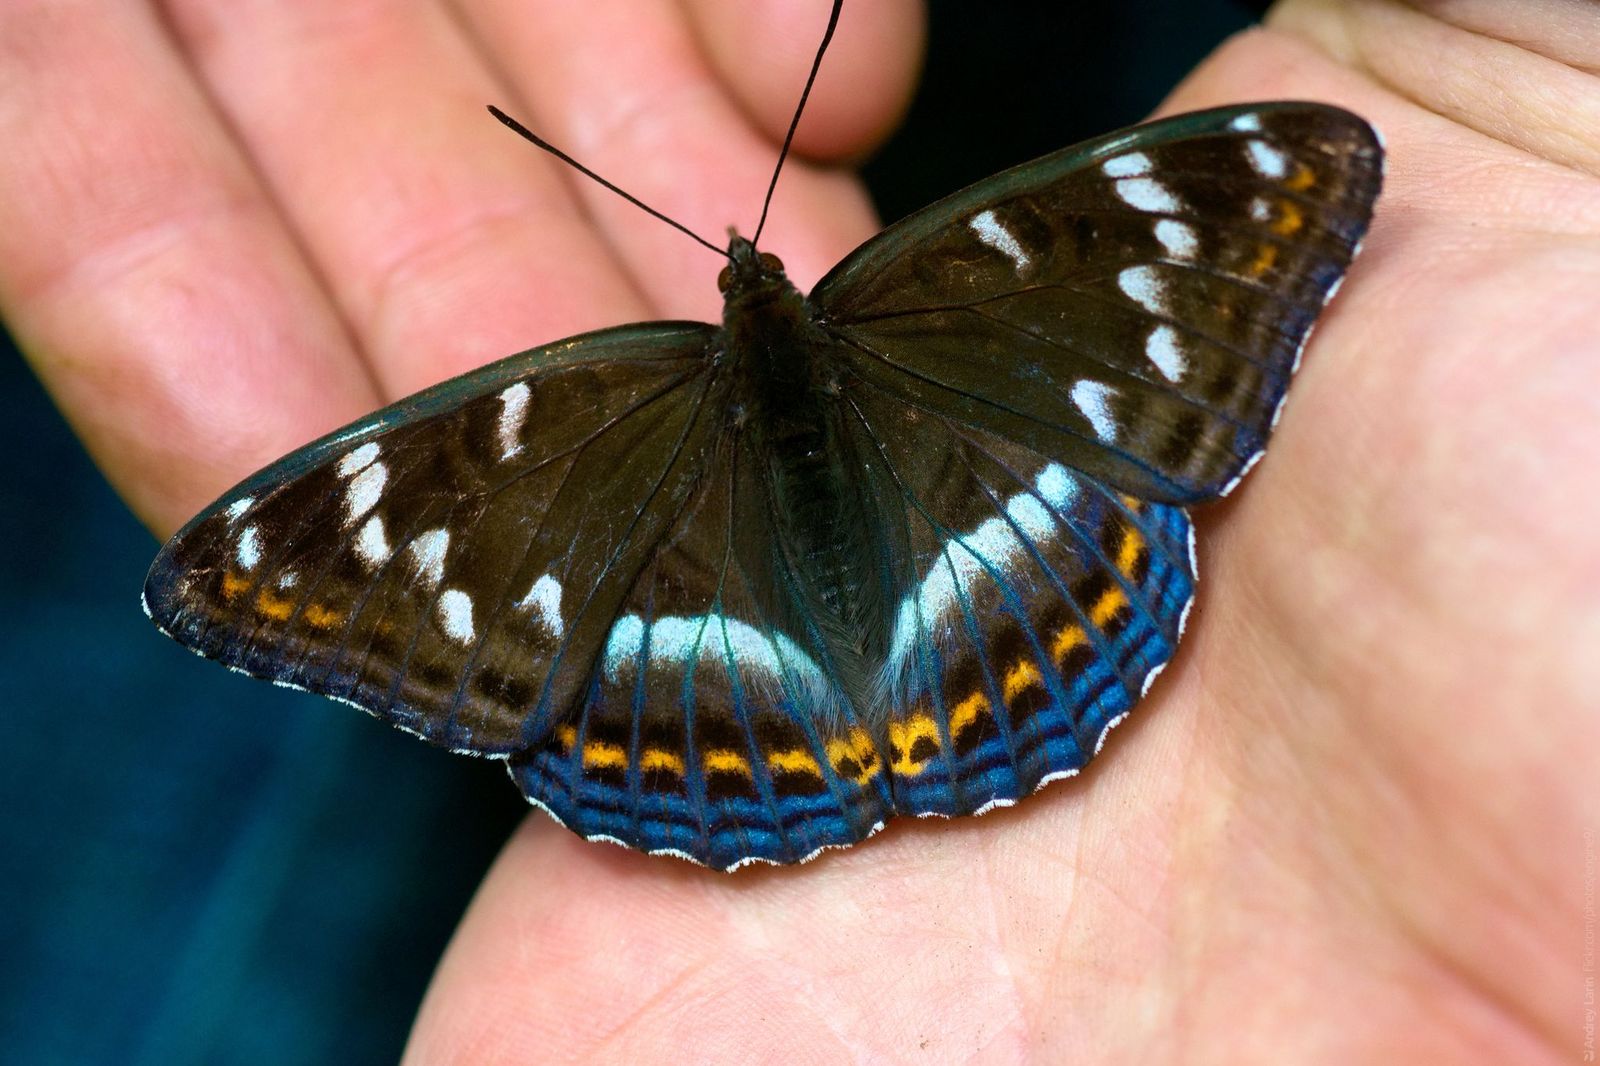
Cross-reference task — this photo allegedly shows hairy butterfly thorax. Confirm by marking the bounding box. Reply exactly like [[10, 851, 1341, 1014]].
[[146, 0, 1382, 870]]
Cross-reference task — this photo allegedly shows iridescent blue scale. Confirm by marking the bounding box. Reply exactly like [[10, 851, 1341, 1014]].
[[145, 98, 1382, 870]]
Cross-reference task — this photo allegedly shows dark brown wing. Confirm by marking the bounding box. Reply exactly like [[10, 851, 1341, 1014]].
[[815, 102, 1382, 504], [145, 323, 721, 756]]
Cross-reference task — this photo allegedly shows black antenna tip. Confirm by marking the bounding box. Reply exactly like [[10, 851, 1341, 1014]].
[[487, 105, 531, 140]]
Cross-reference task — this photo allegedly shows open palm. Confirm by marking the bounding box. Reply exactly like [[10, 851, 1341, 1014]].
[[3, 1, 1589, 1062]]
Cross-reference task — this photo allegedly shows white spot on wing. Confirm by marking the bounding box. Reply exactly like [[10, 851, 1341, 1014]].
[[237, 525, 262, 570], [924, 542, 984, 614], [1250, 197, 1273, 223], [355, 515, 390, 568], [1145, 325, 1187, 381], [968, 209, 1032, 271], [497, 383, 530, 460], [276, 570, 299, 589], [437, 589, 475, 644], [1118, 265, 1167, 314], [1072, 381, 1119, 441], [1229, 113, 1263, 133], [1154, 219, 1198, 259], [881, 462, 1079, 687], [225, 497, 254, 522], [344, 462, 387, 524], [1246, 139, 1289, 179], [602, 612, 833, 710], [409, 528, 450, 589], [1036, 464, 1078, 510], [1101, 152, 1150, 177], [603, 615, 646, 674], [1114, 177, 1182, 214], [518, 573, 564, 637], [1006, 493, 1055, 542], [337, 442, 381, 478]]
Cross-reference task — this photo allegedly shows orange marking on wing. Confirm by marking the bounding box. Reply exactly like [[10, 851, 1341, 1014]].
[[1248, 243, 1279, 277], [1092, 586, 1128, 626], [1053, 624, 1087, 665], [949, 692, 989, 738], [888, 713, 941, 776], [1117, 527, 1146, 579], [221, 572, 252, 600], [1002, 660, 1042, 703], [302, 603, 342, 629], [554, 724, 577, 752], [768, 749, 823, 778], [254, 589, 294, 621], [703, 749, 752, 778], [1272, 201, 1304, 236], [826, 728, 882, 785], [640, 748, 686, 776], [582, 740, 627, 770], [1286, 164, 1315, 192]]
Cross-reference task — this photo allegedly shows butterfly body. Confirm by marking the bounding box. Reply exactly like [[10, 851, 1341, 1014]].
[[718, 235, 897, 716], [146, 103, 1382, 869]]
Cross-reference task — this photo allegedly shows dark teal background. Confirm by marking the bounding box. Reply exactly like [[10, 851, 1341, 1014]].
[[1, 3, 1258, 1062]]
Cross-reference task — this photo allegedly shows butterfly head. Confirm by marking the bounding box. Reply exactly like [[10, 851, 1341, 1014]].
[[718, 234, 791, 305]]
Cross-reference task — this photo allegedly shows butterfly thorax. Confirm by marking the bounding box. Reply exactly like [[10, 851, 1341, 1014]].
[[718, 236, 890, 704], [718, 240, 831, 402]]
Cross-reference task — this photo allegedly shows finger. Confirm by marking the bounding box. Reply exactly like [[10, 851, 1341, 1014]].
[[160, 0, 652, 399], [1272, 0, 1600, 179], [0, 1, 378, 536], [454, 0, 887, 318], [680, 0, 925, 160]]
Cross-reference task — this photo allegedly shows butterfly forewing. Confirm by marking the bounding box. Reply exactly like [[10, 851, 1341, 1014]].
[[145, 323, 720, 754], [816, 102, 1382, 503]]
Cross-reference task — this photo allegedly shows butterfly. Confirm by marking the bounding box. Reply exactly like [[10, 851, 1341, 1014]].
[[144, 16, 1382, 870]]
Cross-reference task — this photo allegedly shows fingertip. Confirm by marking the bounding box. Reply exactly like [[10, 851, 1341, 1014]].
[[682, 0, 925, 160]]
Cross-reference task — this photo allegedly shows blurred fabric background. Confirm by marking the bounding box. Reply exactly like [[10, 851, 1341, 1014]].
[[1, 3, 1260, 1062]]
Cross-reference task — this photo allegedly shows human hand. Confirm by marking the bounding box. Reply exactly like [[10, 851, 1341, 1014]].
[[0, 0, 919, 535], [2, 1, 1588, 1062], [408, 4, 1593, 1062]]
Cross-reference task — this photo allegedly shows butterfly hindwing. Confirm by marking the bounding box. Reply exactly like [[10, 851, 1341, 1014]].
[[510, 425, 894, 869], [816, 102, 1382, 504], [144, 323, 722, 755], [840, 384, 1196, 816]]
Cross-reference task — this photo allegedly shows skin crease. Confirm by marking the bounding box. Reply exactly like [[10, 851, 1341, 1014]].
[[0, 0, 1593, 1061]]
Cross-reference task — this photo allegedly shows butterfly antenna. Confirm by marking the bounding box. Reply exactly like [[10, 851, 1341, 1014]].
[[751, 0, 844, 247], [488, 105, 731, 260]]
